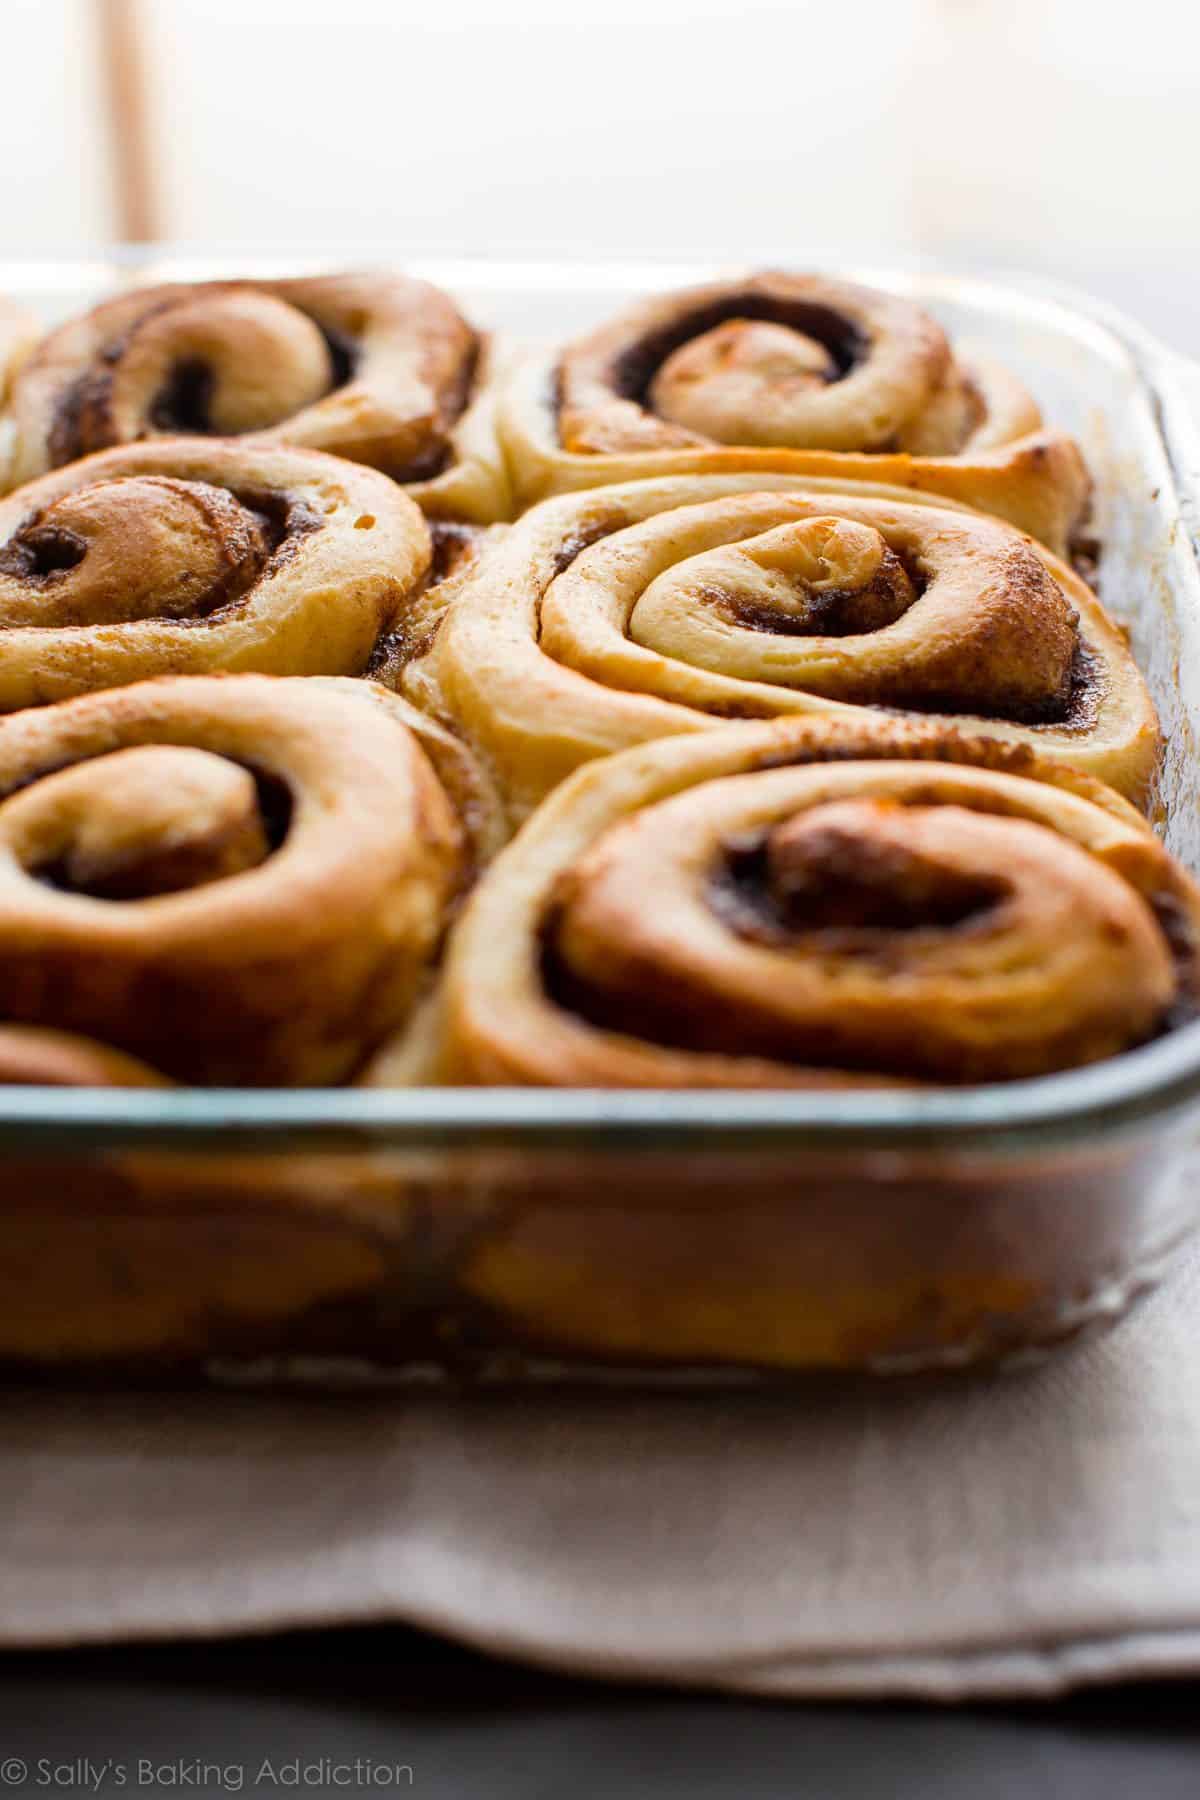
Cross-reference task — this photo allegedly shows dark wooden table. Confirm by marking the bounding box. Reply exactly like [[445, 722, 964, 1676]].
[[1, 1628, 1198, 1797]]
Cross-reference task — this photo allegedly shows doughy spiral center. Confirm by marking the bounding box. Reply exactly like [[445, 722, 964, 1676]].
[[545, 778, 1176, 1083], [0, 476, 273, 626], [541, 496, 1080, 720], [650, 318, 841, 444], [646, 515, 917, 640], [92, 290, 336, 447], [10, 745, 273, 900], [751, 803, 1004, 935]]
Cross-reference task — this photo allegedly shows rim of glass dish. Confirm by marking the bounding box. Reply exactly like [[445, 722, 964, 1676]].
[[1, 254, 1198, 1153]]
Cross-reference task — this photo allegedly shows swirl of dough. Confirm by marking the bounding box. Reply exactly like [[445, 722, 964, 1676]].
[[406, 716, 1199, 1089], [500, 272, 1089, 552], [0, 673, 499, 1085], [402, 475, 1159, 818], [0, 437, 431, 711], [2, 271, 509, 520]]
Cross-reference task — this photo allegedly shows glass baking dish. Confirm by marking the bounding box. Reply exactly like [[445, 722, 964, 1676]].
[[1, 253, 1199, 1382]]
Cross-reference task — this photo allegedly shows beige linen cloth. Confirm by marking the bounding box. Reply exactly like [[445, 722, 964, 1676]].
[[2, 1234, 1200, 1700]]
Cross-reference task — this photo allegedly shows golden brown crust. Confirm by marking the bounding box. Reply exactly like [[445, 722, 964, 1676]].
[[405, 716, 1200, 1090], [0, 436, 431, 711], [0, 673, 486, 1086], [501, 273, 1090, 552], [402, 474, 1160, 819], [3, 273, 511, 521]]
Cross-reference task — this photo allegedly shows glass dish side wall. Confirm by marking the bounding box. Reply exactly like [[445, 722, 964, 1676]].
[[0, 1114, 1196, 1377]]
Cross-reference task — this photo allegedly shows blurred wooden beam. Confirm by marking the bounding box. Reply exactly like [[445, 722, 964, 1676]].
[[95, 0, 160, 242]]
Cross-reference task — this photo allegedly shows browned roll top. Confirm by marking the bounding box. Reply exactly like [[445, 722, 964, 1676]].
[[413, 717, 1200, 1091], [0, 674, 505, 1086], [401, 475, 1159, 818], [559, 273, 973, 455], [0, 436, 438, 711], [3, 272, 510, 519], [546, 793, 1170, 1084], [501, 271, 1091, 550]]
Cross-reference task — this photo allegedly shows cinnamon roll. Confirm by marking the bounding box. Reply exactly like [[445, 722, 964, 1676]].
[[406, 716, 1200, 1090], [402, 475, 1159, 818], [0, 437, 431, 711], [500, 273, 1089, 553], [0, 674, 501, 1086], [3, 272, 509, 521]]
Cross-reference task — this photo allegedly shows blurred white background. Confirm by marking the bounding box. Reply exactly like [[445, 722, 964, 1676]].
[[2, 0, 1197, 351]]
